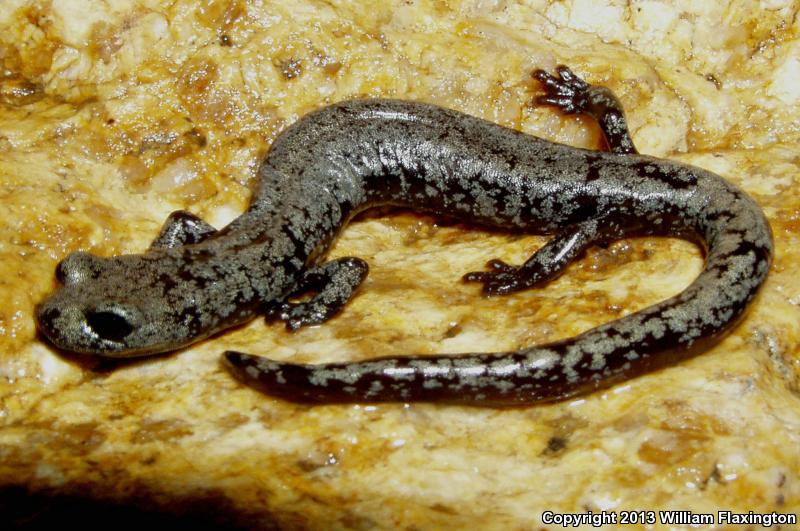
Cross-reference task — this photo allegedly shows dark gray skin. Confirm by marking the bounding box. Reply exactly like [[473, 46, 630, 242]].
[[36, 67, 773, 405]]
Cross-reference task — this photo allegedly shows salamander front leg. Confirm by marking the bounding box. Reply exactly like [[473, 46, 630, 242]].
[[149, 210, 217, 249], [265, 257, 369, 331], [463, 219, 609, 295], [533, 65, 638, 155]]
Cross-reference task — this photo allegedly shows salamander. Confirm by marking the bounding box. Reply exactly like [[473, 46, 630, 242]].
[[35, 66, 773, 405]]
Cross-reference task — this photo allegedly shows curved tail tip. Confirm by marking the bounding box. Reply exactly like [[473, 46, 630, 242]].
[[222, 349, 248, 367], [222, 350, 276, 387], [222, 350, 322, 403], [222, 350, 248, 373], [223, 350, 344, 404]]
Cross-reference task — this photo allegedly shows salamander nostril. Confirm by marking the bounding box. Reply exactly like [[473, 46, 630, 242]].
[[37, 306, 61, 327], [55, 261, 68, 284], [85, 310, 134, 342]]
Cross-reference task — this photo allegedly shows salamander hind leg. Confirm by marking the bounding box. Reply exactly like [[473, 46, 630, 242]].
[[533, 65, 638, 155], [265, 257, 369, 331], [149, 210, 217, 249], [463, 219, 610, 295]]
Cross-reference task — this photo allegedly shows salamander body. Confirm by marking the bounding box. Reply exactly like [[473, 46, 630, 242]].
[[36, 67, 773, 405]]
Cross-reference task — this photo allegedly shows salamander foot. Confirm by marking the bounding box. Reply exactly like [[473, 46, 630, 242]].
[[533, 65, 638, 154], [533, 65, 591, 114], [264, 257, 369, 331]]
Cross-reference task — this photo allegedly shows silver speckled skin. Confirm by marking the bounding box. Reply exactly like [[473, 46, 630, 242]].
[[36, 68, 773, 406]]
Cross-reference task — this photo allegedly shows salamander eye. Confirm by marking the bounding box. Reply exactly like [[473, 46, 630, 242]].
[[85, 310, 134, 342]]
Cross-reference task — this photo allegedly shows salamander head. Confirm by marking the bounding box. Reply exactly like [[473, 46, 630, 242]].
[[35, 251, 219, 357]]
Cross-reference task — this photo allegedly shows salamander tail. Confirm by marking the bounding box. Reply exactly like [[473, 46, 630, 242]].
[[223, 348, 595, 406]]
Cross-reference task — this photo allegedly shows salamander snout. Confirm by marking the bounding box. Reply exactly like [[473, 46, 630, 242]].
[[35, 296, 143, 356]]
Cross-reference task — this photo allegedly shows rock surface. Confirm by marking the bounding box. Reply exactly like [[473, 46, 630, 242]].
[[0, 0, 798, 528]]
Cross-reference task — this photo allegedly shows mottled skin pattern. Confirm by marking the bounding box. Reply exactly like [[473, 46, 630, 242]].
[[36, 67, 773, 406]]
